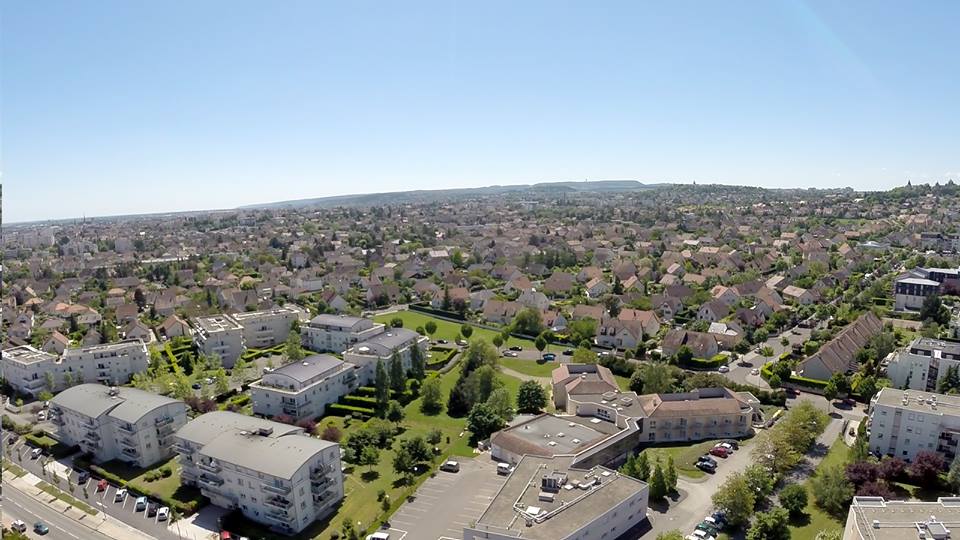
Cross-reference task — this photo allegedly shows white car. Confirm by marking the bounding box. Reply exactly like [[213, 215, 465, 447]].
[[11, 520, 27, 532], [750, 368, 760, 376], [366, 533, 391, 540], [503, 351, 519, 357], [157, 506, 170, 521], [717, 442, 734, 452], [115, 488, 127, 502], [717, 365, 729, 373], [31, 448, 43, 459], [37, 410, 47, 421]]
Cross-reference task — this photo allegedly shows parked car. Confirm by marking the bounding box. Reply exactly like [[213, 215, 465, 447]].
[[709, 446, 728, 458], [503, 351, 518, 357], [148, 502, 159, 517], [75, 470, 90, 483], [157, 507, 170, 521], [696, 461, 716, 473], [366, 532, 391, 540], [10, 520, 27, 533], [698, 455, 717, 466], [37, 410, 46, 421], [509, 346, 522, 351], [440, 460, 460, 473], [135, 496, 148, 511], [497, 463, 513, 475], [562, 349, 574, 356], [750, 368, 760, 376], [717, 365, 729, 373], [720, 439, 740, 450], [437, 339, 448, 344], [191, 382, 202, 390], [115, 488, 128, 502], [696, 522, 719, 535], [204, 377, 214, 385], [34, 522, 50, 535], [542, 353, 556, 361], [716, 442, 734, 452], [97, 479, 108, 491], [691, 529, 714, 540], [31, 448, 43, 459], [704, 515, 724, 529]]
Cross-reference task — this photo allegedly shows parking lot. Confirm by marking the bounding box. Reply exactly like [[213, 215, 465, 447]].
[[384, 458, 506, 540]]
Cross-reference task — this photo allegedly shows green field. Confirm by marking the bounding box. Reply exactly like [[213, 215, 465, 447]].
[[499, 358, 556, 378], [374, 310, 536, 349], [788, 435, 846, 540]]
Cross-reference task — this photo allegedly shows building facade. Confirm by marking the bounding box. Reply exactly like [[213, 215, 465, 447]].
[[868, 387, 960, 462], [341, 328, 428, 385], [174, 412, 343, 535], [302, 314, 385, 354], [250, 354, 359, 421], [893, 267, 960, 311], [192, 315, 245, 368], [844, 496, 960, 540], [1, 340, 149, 396], [885, 338, 960, 392], [231, 308, 300, 350], [50, 384, 187, 468]]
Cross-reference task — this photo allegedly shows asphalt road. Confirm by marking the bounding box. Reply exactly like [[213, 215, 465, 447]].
[[2, 482, 114, 540]]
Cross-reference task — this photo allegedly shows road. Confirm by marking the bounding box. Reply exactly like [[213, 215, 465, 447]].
[[724, 325, 812, 389], [2, 482, 116, 540]]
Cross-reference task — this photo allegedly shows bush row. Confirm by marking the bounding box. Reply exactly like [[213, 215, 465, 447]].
[[239, 344, 285, 362], [326, 403, 374, 418], [680, 356, 729, 369], [341, 395, 377, 408]]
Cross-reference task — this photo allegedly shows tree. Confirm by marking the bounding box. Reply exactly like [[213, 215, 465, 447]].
[[780, 483, 809, 516], [744, 463, 775, 500], [389, 351, 405, 395], [810, 465, 854, 516], [424, 321, 438, 337], [636, 452, 651, 481], [823, 380, 838, 402], [420, 377, 444, 414], [492, 334, 504, 350], [341, 519, 360, 540], [43, 371, 56, 393], [920, 294, 950, 325], [447, 377, 473, 417], [321, 425, 343, 442], [534, 335, 547, 355], [463, 339, 499, 373], [284, 330, 304, 362], [392, 446, 415, 483], [486, 387, 515, 422], [467, 402, 505, 441], [375, 359, 390, 416], [517, 380, 548, 414], [390, 317, 404, 328], [409, 344, 426, 381], [649, 462, 667, 500], [468, 364, 501, 403], [214, 367, 229, 395], [402, 436, 432, 464], [358, 445, 379, 472], [632, 363, 676, 394], [231, 357, 250, 386], [712, 472, 756, 527], [665, 455, 677, 493], [858, 375, 878, 401], [511, 308, 545, 336], [746, 507, 791, 540], [460, 324, 473, 339], [878, 456, 906, 481], [845, 461, 879, 488], [768, 373, 782, 388], [568, 318, 597, 345], [386, 400, 405, 425], [909, 451, 944, 485], [674, 345, 694, 365], [572, 348, 595, 363]]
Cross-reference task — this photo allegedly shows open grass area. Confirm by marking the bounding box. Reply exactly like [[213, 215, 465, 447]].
[[374, 311, 536, 349], [499, 357, 556, 378], [788, 435, 846, 540], [36, 480, 98, 515]]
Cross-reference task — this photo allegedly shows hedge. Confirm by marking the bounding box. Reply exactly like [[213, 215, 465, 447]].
[[239, 344, 285, 362], [341, 395, 378, 408], [326, 403, 374, 418], [680, 356, 728, 369], [760, 361, 829, 390]]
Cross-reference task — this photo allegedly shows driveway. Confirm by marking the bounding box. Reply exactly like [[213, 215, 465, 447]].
[[723, 325, 812, 390], [384, 457, 507, 540]]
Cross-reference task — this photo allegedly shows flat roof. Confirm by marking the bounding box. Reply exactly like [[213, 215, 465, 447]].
[[192, 315, 242, 333], [873, 387, 960, 415], [910, 337, 960, 356], [51, 384, 182, 422], [63, 338, 146, 355], [230, 308, 297, 321], [847, 497, 960, 540], [175, 410, 301, 447], [266, 354, 350, 383], [571, 392, 648, 419], [492, 414, 616, 457], [472, 455, 647, 540], [2, 345, 57, 364], [308, 313, 367, 328], [353, 328, 421, 352]]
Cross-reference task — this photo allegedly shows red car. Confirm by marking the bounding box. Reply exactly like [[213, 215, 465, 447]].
[[97, 479, 108, 492], [709, 446, 728, 458]]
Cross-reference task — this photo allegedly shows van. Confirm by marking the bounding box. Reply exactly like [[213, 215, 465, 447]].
[[497, 463, 512, 475], [440, 460, 460, 473]]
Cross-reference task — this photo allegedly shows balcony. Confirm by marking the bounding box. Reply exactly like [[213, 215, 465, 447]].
[[173, 443, 192, 455], [117, 423, 136, 435], [80, 439, 102, 450], [121, 447, 140, 458], [157, 423, 175, 437], [261, 482, 291, 495], [264, 495, 292, 510], [198, 461, 221, 474], [84, 430, 101, 442], [263, 509, 294, 526], [119, 437, 137, 449], [155, 416, 175, 427], [313, 489, 335, 505], [22, 378, 45, 389], [198, 474, 224, 488], [181, 469, 198, 483], [80, 418, 98, 430]]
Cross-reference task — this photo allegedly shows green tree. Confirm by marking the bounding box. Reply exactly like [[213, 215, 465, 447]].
[[633, 363, 676, 394], [746, 507, 791, 540], [744, 463, 775, 501], [358, 445, 380, 472], [568, 318, 597, 345], [424, 321, 438, 337], [920, 294, 950, 325], [284, 330, 304, 362], [572, 348, 595, 363], [386, 400, 405, 425], [467, 402, 505, 441], [231, 357, 250, 386], [44, 371, 56, 393], [649, 462, 668, 500], [768, 373, 783, 388], [486, 387, 515, 422], [468, 364, 501, 403], [636, 452, 651, 481], [711, 472, 756, 527], [389, 351, 406, 395], [392, 446, 414, 484], [460, 324, 473, 339], [511, 307, 545, 336], [516, 380, 548, 414], [823, 380, 838, 402], [214, 367, 229, 394], [674, 345, 694, 365], [665, 455, 677, 493], [780, 483, 809, 516], [534, 335, 547, 355], [375, 359, 390, 416], [492, 334, 504, 350], [420, 377, 444, 414], [810, 465, 854, 516]]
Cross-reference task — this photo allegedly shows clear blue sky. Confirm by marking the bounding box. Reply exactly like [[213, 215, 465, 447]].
[[3, 1, 958, 223]]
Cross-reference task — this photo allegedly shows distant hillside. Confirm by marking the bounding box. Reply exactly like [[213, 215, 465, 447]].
[[242, 180, 662, 209]]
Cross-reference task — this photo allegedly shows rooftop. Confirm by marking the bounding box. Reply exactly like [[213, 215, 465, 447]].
[[2, 345, 57, 364], [847, 496, 960, 540], [873, 387, 960, 415], [472, 455, 647, 540], [263, 354, 351, 383], [308, 313, 368, 329], [63, 338, 146, 355], [491, 414, 616, 457], [230, 307, 297, 321], [192, 315, 242, 333], [350, 328, 421, 353], [51, 384, 182, 423]]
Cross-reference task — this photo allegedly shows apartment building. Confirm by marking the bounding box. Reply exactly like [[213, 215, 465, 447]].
[[193, 315, 245, 368], [174, 412, 343, 535], [868, 387, 960, 462], [302, 314, 385, 354], [844, 496, 960, 540], [894, 267, 960, 311], [231, 308, 300, 350], [920, 231, 960, 253], [342, 328, 428, 385], [50, 384, 187, 468], [463, 454, 649, 540], [250, 354, 359, 421], [885, 337, 960, 391], [1, 340, 149, 396]]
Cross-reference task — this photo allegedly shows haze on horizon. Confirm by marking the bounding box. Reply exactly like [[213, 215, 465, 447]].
[[2, 1, 958, 223]]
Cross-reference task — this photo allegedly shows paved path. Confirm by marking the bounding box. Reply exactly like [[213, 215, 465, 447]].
[[499, 367, 551, 386]]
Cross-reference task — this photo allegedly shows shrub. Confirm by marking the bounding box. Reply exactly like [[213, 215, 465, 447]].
[[327, 403, 374, 418]]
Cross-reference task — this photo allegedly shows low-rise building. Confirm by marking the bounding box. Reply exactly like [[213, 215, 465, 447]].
[[174, 411, 343, 535], [302, 314, 385, 354], [868, 387, 960, 462], [885, 337, 960, 391], [342, 328, 428, 385], [1, 340, 149, 396], [844, 496, 960, 540], [231, 308, 300, 350], [796, 311, 883, 381], [463, 454, 649, 540], [193, 315, 245, 368], [250, 354, 359, 421], [50, 384, 187, 468], [894, 267, 960, 311]]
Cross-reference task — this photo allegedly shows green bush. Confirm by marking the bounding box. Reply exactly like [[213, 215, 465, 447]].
[[326, 403, 375, 418], [341, 395, 378, 408], [86, 464, 200, 515], [680, 356, 728, 369]]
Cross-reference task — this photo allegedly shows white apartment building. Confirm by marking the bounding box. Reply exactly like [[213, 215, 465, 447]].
[[250, 354, 359, 421], [885, 338, 960, 392], [868, 387, 960, 462], [342, 328, 428, 385], [193, 315, 245, 368], [302, 314, 385, 354], [50, 384, 187, 468], [844, 496, 960, 540], [174, 412, 343, 536], [1, 340, 150, 396], [231, 308, 300, 350], [463, 454, 649, 540]]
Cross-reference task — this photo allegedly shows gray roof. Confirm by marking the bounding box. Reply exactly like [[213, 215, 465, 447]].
[[177, 411, 336, 479], [51, 384, 182, 422], [308, 313, 365, 329], [270, 354, 347, 382], [358, 328, 420, 350]]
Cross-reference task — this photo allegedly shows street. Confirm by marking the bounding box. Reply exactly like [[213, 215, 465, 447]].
[[2, 482, 115, 540]]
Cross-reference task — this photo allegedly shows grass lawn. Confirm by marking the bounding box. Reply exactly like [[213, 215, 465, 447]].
[[788, 435, 846, 540], [499, 358, 556, 378], [36, 480, 98, 515], [2, 460, 27, 478], [374, 311, 536, 349], [638, 439, 742, 480]]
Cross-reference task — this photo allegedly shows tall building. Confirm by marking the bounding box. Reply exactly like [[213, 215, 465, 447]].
[[893, 267, 960, 311], [50, 384, 187, 468], [250, 354, 359, 421], [1, 340, 149, 396], [302, 314, 385, 354], [885, 337, 960, 391], [192, 315, 245, 368], [174, 411, 342, 535], [868, 387, 960, 462], [231, 308, 300, 350], [844, 496, 960, 540]]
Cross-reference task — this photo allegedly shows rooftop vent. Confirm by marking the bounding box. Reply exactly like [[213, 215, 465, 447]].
[[572, 438, 581, 444], [568, 422, 576, 427], [556, 432, 565, 438]]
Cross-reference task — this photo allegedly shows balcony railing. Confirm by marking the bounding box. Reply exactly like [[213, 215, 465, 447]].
[[119, 437, 137, 448], [117, 424, 136, 435], [155, 416, 175, 427], [80, 418, 97, 430], [198, 461, 221, 474], [263, 510, 293, 525], [198, 474, 224, 487], [157, 424, 175, 437], [84, 430, 101, 441], [264, 496, 292, 510], [173, 443, 192, 455], [121, 447, 139, 457], [313, 489, 335, 505], [261, 483, 291, 495]]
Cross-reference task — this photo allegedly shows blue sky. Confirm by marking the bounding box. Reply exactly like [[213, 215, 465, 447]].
[[3, 1, 958, 223]]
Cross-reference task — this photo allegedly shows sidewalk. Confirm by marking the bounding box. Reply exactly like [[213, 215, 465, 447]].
[[8, 471, 157, 540]]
